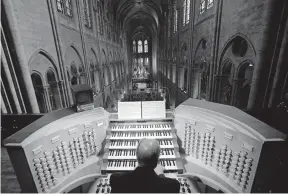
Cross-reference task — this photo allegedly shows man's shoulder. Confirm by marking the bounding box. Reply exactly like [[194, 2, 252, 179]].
[[110, 171, 132, 181]]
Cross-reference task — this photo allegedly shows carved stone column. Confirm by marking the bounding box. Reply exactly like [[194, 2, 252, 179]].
[[57, 81, 65, 108], [43, 85, 52, 112], [213, 75, 225, 103]]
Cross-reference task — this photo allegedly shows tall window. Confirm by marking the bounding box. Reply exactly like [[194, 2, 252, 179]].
[[173, 2, 178, 33], [144, 40, 148, 53], [186, 0, 190, 24], [183, 0, 186, 26], [138, 40, 143, 53], [83, 0, 92, 28], [133, 41, 136, 53], [200, 0, 206, 14], [57, 0, 72, 17], [97, 0, 104, 34], [207, 0, 214, 9], [138, 58, 144, 67], [145, 58, 149, 66]]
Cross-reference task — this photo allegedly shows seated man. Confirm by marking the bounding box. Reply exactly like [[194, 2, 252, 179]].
[[110, 139, 180, 193]]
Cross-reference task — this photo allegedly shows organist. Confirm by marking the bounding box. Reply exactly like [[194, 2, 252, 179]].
[[110, 138, 180, 193]]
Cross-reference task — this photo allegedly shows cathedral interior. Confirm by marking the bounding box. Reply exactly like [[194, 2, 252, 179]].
[[1, 0, 288, 193]]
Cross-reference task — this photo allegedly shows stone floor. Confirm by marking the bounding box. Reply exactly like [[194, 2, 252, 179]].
[[1, 147, 21, 193]]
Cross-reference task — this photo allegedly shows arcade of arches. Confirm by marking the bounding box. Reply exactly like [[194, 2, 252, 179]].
[[1, 0, 288, 116]]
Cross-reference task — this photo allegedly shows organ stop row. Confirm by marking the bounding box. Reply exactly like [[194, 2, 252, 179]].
[[4, 98, 287, 193]]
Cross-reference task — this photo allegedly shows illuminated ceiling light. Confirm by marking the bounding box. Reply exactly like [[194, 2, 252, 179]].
[[249, 64, 253, 67]]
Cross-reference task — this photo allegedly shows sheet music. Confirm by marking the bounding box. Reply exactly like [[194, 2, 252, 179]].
[[118, 102, 142, 119], [142, 101, 166, 119]]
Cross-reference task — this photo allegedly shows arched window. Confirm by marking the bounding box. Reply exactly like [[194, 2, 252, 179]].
[[144, 40, 148, 53], [145, 57, 149, 66], [133, 41, 136, 53], [31, 73, 48, 113], [57, 0, 72, 17], [138, 58, 143, 67], [207, 0, 214, 9], [173, 2, 178, 33], [183, 0, 186, 26], [97, 0, 104, 34], [83, 0, 92, 28], [200, 0, 206, 14], [71, 63, 78, 77], [186, 0, 190, 24], [138, 40, 143, 53]]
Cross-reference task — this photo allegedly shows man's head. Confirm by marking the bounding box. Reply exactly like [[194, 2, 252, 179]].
[[136, 138, 160, 169]]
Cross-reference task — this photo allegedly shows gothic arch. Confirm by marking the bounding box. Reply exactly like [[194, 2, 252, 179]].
[[193, 38, 210, 63], [218, 33, 256, 73], [31, 70, 44, 85], [28, 49, 59, 85], [29, 49, 58, 72], [45, 68, 58, 83], [66, 44, 84, 64], [218, 34, 256, 109]]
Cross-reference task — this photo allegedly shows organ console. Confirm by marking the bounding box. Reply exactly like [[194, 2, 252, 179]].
[[4, 98, 287, 193]]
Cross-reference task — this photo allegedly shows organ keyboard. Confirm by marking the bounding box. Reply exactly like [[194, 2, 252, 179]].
[[3, 99, 287, 193], [102, 120, 183, 174]]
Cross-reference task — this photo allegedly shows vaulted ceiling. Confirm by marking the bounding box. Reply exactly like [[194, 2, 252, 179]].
[[113, 0, 165, 38]]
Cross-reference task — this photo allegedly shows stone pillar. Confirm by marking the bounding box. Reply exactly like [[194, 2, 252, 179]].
[[248, 0, 286, 112], [56, 81, 64, 108], [58, 80, 66, 107], [231, 79, 239, 106], [1, 95, 8, 114], [1, 45, 22, 113], [213, 75, 225, 103], [2, 0, 40, 113], [44, 85, 52, 112], [268, 14, 288, 107]]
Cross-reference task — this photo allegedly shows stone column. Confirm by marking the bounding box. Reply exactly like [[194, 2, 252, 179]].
[[2, 0, 39, 113], [268, 13, 288, 107], [1, 45, 22, 113], [248, 0, 286, 112], [231, 79, 239, 106], [44, 85, 52, 112], [213, 75, 225, 103], [1, 94, 8, 114], [56, 81, 64, 108]]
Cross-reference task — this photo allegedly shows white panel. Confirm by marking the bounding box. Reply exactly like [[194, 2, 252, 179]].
[[142, 101, 166, 119], [118, 102, 142, 119]]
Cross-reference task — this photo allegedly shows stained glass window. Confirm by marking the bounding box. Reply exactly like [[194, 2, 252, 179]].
[[133, 41, 136, 53], [65, 0, 72, 17], [144, 40, 148, 53], [183, 0, 186, 26], [138, 40, 143, 53], [173, 2, 178, 33], [186, 0, 190, 24], [207, 0, 214, 9], [57, 0, 64, 12], [83, 0, 92, 28], [57, 0, 72, 17], [145, 58, 149, 66], [200, 0, 206, 14]]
